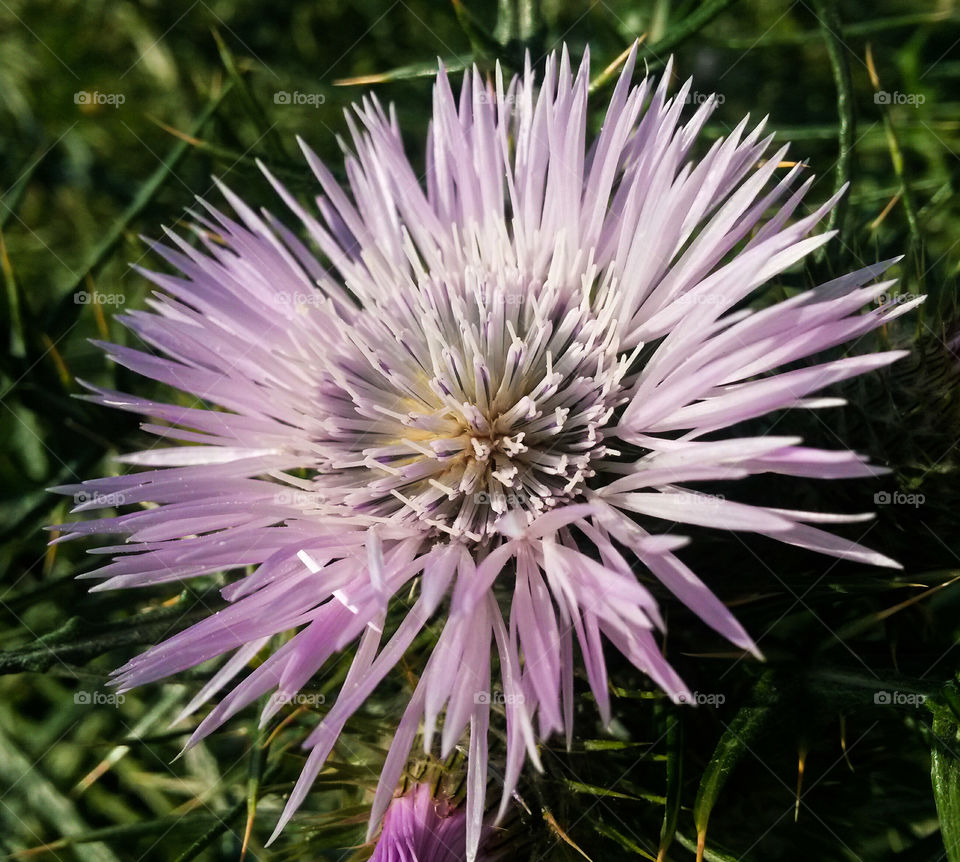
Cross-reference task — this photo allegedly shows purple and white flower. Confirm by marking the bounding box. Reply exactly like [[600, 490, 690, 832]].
[[54, 44, 920, 859]]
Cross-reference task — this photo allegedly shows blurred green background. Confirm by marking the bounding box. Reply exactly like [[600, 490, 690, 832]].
[[2, 0, 960, 859]]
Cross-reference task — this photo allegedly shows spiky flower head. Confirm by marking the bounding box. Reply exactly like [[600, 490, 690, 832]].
[[55, 44, 919, 860], [370, 782, 484, 862]]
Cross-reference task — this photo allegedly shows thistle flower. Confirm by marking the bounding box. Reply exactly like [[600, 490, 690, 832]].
[[370, 782, 482, 862], [54, 44, 920, 860]]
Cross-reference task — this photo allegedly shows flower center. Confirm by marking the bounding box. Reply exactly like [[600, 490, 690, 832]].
[[313, 266, 628, 542], [331, 389, 610, 542]]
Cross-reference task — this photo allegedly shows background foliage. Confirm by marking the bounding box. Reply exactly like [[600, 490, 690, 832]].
[[1, 0, 959, 859]]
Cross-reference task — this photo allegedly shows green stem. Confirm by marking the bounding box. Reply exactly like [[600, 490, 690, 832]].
[[641, 0, 741, 67], [813, 0, 855, 250]]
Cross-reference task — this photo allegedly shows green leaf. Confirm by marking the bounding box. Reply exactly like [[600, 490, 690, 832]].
[[493, 0, 543, 47], [591, 819, 657, 859], [657, 710, 683, 861], [931, 690, 960, 862], [639, 0, 741, 68], [565, 779, 664, 803], [0, 588, 222, 674], [693, 673, 778, 860], [212, 28, 288, 161], [674, 830, 744, 862], [811, 0, 855, 256], [334, 57, 472, 86], [0, 723, 122, 861], [173, 756, 284, 862], [451, 0, 502, 60], [580, 738, 652, 751], [0, 144, 44, 231]]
